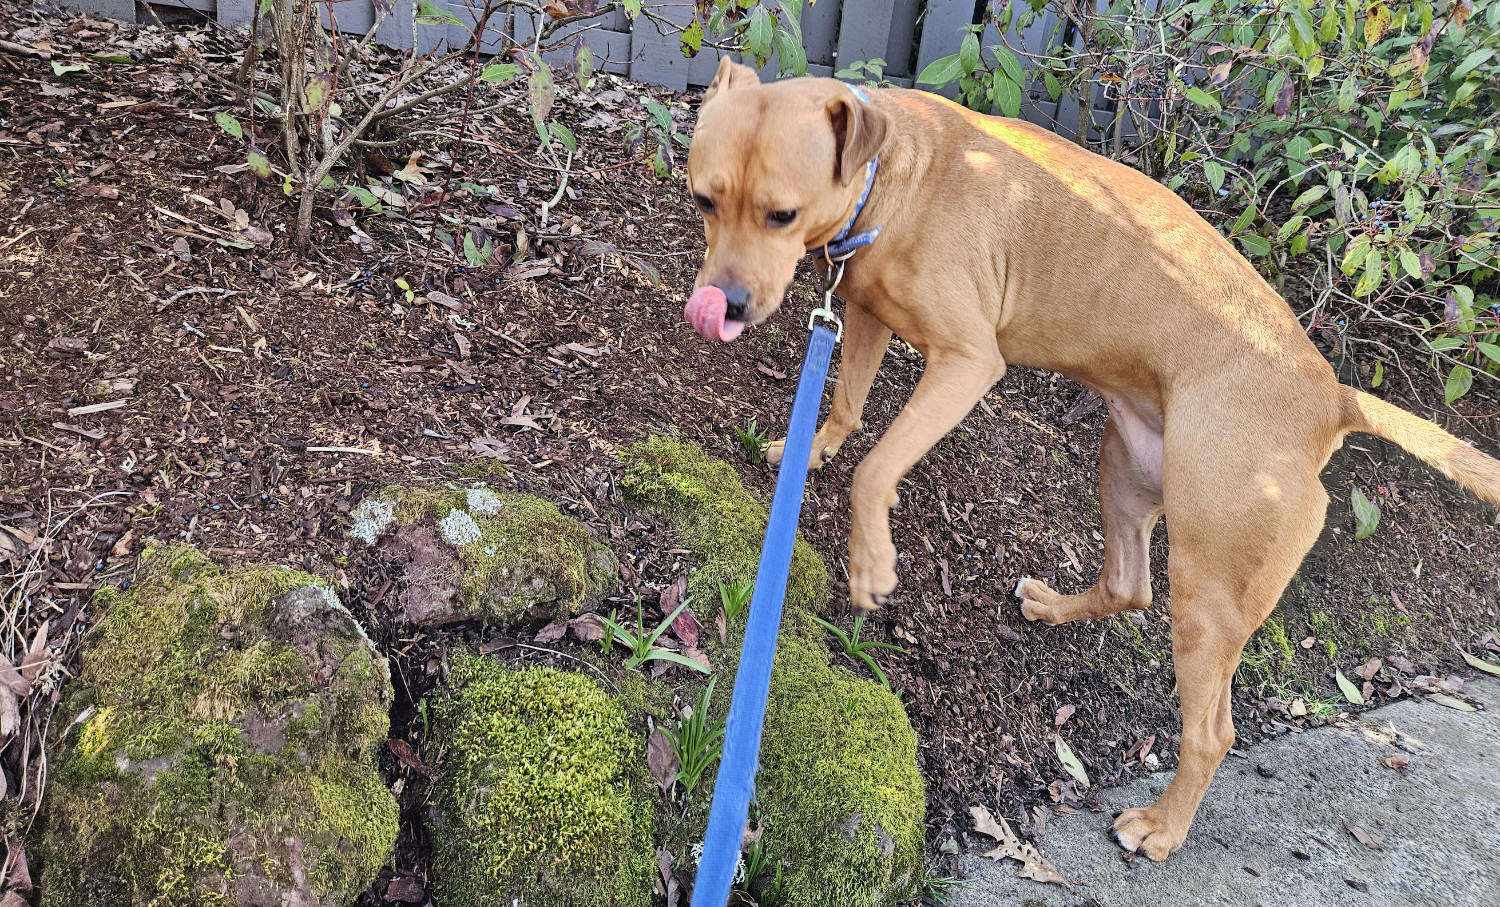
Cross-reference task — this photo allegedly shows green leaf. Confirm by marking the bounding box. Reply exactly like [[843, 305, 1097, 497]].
[[1477, 342, 1500, 367], [480, 63, 521, 83], [1341, 235, 1371, 274], [1429, 693, 1476, 711], [1460, 650, 1500, 676], [959, 33, 980, 75], [1238, 234, 1270, 257], [215, 113, 243, 139], [993, 72, 1022, 118], [1351, 486, 1380, 540], [1355, 249, 1383, 296], [643, 648, 713, 674], [680, 18, 703, 57], [1372, 360, 1384, 388], [995, 46, 1026, 88], [548, 121, 577, 153], [745, 7, 774, 63], [51, 61, 89, 76], [1451, 49, 1494, 81], [1043, 69, 1062, 101], [89, 54, 135, 64], [1335, 668, 1365, 705], [1204, 160, 1225, 191], [1338, 74, 1358, 110], [1054, 736, 1090, 788], [415, 1, 462, 26], [1277, 215, 1307, 242], [1292, 185, 1327, 210], [916, 53, 965, 87], [1399, 249, 1422, 279], [1365, 3, 1391, 46], [771, 28, 807, 77], [622, 0, 640, 17], [1183, 85, 1221, 110], [1444, 364, 1473, 403], [247, 149, 272, 179]]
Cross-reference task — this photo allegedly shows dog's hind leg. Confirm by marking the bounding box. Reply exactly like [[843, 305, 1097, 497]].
[[1112, 447, 1328, 860], [1018, 418, 1162, 624], [767, 303, 891, 470]]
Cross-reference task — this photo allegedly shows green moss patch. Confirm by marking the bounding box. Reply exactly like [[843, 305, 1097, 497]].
[[43, 546, 397, 907], [430, 657, 656, 907], [622, 437, 925, 905], [351, 483, 616, 626]]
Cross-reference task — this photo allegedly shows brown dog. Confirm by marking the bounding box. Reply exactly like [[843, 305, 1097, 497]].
[[684, 56, 1500, 861]]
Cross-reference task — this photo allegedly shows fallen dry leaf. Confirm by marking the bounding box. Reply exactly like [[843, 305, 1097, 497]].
[[647, 726, 677, 794], [386, 738, 434, 777], [671, 606, 700, 648], [657, 848, 680, 907], [1054, 704, 1075, 728], [568, 612, 608, 642], [1341, 817, 1382, 851], [1381, 753, 1410, 771], [533, 622, 567, 644], [45, 336, 88, 358], [969, 805, 1068, 886], [383, 875, 425, 903]]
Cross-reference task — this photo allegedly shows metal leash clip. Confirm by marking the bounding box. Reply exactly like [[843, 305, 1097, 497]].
[[808, 255, 845, 342]]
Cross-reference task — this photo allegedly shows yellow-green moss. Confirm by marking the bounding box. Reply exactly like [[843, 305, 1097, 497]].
[[621, 436, 827, 616], [42, 546, 398, 907], [430, 656, 655, 907], [1258, 613, 1295, 662], [357, 484, 615, 624], [621, 437, 924, 905]]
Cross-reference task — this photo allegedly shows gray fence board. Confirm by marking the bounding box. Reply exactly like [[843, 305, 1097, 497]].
[[629, 3, 694, 90], [834, 0, 893, 70], [59, 0, 1144, 149], [882, 0, 919, 77], [914, 0, 973, 96], [800, 0, 841, 67]]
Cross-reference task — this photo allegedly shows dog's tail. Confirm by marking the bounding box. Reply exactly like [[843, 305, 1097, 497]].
[[1340, 386, 1500, 507]]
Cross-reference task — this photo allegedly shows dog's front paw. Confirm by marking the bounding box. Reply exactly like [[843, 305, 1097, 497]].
[[1112, 807, 1186, 862], [1015, 577, 1061, 623], [849, 538, 898, 610], [765, 437, 834, 470]]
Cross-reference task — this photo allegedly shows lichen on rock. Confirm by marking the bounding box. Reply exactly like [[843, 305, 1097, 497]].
[[42, 545, 397, 907], [621, 437, 925, 906], [428, 656, 656, 907], [351, 483, 616, 627]]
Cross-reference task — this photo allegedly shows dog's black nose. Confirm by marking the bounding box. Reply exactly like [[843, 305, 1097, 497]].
[[721, 285, 751, 321]]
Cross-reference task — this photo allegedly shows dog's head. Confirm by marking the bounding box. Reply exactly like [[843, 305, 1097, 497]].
[[684, 57, 891, 341]]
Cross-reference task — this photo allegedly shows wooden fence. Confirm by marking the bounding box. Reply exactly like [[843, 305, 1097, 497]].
[[65, 0, 1130, 142]]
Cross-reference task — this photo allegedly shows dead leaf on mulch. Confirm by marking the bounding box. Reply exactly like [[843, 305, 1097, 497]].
[[1381, 753, 1410, 772], [647, 725, 677, 794], [671, 605, 700, 648], [383, 875, 426, 903], [568, 612, 608, 642], [969, 805, 1068, 886], [45, 336, 88, 357], [1054, 704, 1075, 728], [533, 621, 567, 644], [656, 848, 680, 907], [386, 738, 434, 777]]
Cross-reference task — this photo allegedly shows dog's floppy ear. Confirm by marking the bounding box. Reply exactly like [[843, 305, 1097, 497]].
[[826, 92, 891, 186], [702, 56, 760, 107]]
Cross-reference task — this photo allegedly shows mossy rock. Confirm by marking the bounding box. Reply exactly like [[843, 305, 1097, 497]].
[[350, 484, 617, 627], [42, 546, 397, 907], [428, 656, 656, 907], [622, 438, 925, 906]]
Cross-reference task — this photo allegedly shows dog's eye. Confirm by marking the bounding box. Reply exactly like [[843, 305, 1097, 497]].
[[693, 194, 716, 215], [767, 209, 798, 227]]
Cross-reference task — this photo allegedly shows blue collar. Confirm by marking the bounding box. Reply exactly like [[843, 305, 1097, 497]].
[[810, 83, 882, 263]]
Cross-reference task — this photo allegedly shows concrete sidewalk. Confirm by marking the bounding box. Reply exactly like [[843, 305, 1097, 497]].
[[953, 677, 1499, 907]]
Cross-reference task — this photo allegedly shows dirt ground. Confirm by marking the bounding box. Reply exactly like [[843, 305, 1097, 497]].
[[2, 3, 1498, 903]]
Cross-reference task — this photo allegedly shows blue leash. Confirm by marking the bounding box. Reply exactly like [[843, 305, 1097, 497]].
[[692, 80, 877, 905], [690, 321, 838, 906]]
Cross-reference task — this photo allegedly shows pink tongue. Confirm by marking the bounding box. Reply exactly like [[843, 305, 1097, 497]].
[[684, 286, 745, 342]]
